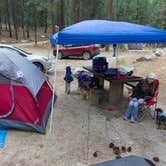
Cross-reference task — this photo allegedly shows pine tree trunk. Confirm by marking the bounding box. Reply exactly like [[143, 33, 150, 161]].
[[22, 23, 25, 39], [136, 0, 139, 23], [34, 10, 38, 45], [21, 0, 25, 39], [60, 0, 65, 29], [108, 0, 113, 20], [26, 26, 30, 39], [6, 0, 12, 37], [11, 0, 18, 40], [90, 1, 97, 18], [50, 0, 56, 34], [34, 25, 37, 45], [164, 7, 166, 30], [105, 0, 113, 52], [70, 0, 76, 24], [77, 1, 80, 21], [44, 21, 48, 33], [44, 11, 48, 33], [14, 27, 18, 40], [5, 17, 8, 31], [71, 0, 79, 24], [0, 16, 2, 41]]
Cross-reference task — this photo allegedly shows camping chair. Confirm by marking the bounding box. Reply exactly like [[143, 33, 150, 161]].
[[137, 91, 159, 122], [127, 80, 159, 122]]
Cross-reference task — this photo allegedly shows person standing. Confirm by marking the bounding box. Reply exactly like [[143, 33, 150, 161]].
[[64, 66, 73, 94]]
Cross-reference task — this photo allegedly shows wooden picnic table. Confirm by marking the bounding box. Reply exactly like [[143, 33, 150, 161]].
[[83, 66, 143, 104]]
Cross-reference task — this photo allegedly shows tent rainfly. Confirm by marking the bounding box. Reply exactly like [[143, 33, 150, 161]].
[[0, 49, 55, 134]]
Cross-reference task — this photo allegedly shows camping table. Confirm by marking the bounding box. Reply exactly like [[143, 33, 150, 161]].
[[83, 66, 143, 104]]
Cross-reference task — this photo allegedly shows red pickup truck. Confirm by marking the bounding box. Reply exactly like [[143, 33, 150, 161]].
[[53, 44, 100, 60]]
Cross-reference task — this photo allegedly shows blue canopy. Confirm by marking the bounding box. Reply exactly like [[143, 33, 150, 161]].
[[50, 20, 166, 45]]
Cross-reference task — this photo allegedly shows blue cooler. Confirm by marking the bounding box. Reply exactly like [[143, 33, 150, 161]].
[[92, 57, 108, 72]]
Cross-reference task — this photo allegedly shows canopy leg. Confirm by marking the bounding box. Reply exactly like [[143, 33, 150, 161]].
[[49, 44, 59, 133], [113, 44, 118, 67], [45, 43, 52, 75]]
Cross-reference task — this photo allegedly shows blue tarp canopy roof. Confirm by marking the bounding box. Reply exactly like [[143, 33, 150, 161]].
[[50, 20, 166, 45]]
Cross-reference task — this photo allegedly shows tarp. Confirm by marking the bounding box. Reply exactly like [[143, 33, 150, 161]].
[[90, 155, 156, 166], [50, 20, 166, 45], [0, 129, 7, 148]]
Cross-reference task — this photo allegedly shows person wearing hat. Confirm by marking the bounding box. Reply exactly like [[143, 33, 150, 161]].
[[124, 72, 158, 123], [64, 66, 73, 94]]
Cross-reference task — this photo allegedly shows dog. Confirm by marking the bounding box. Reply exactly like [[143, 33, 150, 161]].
[[155, 108, 166, 129], [158, 115, 166, 129], [155, 108, 163, 123]]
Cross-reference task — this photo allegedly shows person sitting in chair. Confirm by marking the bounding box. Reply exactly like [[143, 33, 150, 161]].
[[124, 72, 158, 123]]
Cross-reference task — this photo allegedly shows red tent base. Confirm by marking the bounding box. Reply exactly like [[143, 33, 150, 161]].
[[0, 81, 54, 134]]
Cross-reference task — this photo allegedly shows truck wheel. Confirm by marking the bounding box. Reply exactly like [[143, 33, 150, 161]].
[[57, 52, 63, 59]]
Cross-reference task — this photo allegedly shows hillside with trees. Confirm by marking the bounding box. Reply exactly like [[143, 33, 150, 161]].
[[0, 0, 165, 43]]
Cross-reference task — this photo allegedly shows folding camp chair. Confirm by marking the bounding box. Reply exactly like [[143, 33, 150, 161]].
[[126, 80, 159, 122], [138, 80, 159, 121], [137, 91, 158, 122]]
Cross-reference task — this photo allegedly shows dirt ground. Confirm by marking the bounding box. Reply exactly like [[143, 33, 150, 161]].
[[0, 43, 166, 166]]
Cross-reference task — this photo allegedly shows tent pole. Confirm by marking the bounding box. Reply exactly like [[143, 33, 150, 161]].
[[49, 44, 59, 133]]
